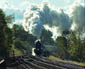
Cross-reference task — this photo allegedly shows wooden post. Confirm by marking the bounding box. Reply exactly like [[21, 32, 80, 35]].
[[13, 50, 15, 57]]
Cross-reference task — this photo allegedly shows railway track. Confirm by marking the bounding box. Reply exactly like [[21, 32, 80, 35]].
[[30, 56, 85, 69], [0, 55, 85, 69]]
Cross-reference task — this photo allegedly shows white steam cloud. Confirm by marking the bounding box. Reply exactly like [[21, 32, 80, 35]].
[[23, 2, 85, 39], [70, 3, 85, 31]]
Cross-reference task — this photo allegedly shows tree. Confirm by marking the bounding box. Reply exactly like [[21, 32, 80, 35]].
[[0, 9, 13, 57], [56, 36, 69, 59], [40, 28, 56, 45], [67, 31, 85, 62], [12, 24, 37, 55]]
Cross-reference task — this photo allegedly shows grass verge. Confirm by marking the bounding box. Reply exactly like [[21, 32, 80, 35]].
[[49, 56, 85, 66]]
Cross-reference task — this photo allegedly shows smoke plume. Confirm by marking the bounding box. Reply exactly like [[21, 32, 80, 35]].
[[23, 2, 85, 39], [70, 3, 85, 32], [23, 3, 71, 39]]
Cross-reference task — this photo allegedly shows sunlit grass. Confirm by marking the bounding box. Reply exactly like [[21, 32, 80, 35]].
[[49, 56, 85, 66], [11, 45, 23, 56]]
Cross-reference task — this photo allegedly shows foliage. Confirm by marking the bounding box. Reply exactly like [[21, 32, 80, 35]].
[[56, 36, 69, 59], [12, 24, 37, 55], [0, 9, 13, 57], [67, 32, 85, 62], [56, 31, 85, 62], [40, 28, 56, 45]]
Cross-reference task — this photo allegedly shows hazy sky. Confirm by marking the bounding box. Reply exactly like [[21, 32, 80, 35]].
[[0, 0, 84, 10], [0, 0, 84, 23]]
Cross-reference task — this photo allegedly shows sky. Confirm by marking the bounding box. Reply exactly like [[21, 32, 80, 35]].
[[0, 0, 85, 39], [0, 0, 84, 23]]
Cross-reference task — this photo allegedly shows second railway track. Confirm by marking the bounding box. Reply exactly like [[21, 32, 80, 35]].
[[1, 55, 85, 69]]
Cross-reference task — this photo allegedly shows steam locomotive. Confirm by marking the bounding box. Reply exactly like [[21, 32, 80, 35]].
[[32, 39, 50, 57]]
